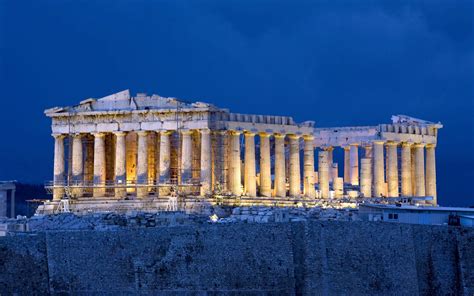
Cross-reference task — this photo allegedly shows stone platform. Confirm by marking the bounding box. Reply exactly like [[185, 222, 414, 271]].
[[35, 196, 359, 215]]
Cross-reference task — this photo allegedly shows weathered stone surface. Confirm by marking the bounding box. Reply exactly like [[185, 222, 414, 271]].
[[0, 221, 472, 295]]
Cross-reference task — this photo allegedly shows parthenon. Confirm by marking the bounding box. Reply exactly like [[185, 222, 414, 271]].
[[44, 90, 442, 209]]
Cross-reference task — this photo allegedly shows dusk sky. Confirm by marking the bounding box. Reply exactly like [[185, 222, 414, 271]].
[[0, 0, 472, 206]]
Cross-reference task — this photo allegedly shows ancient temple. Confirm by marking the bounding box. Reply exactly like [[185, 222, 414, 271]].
[[43, 90, 442, 211]]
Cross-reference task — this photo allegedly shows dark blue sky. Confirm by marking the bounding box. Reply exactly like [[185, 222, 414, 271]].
[[0, 0, 472, 206]]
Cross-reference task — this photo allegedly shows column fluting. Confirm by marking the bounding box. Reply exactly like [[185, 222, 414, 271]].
[[53, 134, 66, 200], [114, 132, 127, 198], [373, 141, 385, 197], [274, 134, 286, 197], [303, 135, 315, 198], [289, 135, 301, 197], [93, 132, 106, 197], [259, 133, 271, 197]]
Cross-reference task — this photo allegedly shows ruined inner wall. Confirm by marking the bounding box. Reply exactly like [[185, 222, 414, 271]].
[[0, 221, 472, 295]]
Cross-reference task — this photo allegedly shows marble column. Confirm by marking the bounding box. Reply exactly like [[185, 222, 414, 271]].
[[229, 131, 242, 196], [318, 150, 329, 199], [53, 134, 66, 200], [386, 142, 399, 197], [425, 143, 437, 204], [303, 135, 315, 198], [289, 135, 301, 197], [114, 132, 127, 198], [414, 143, 426, 197], [360, 158, 372, 197], [343, 146, 350, 184], [93, 132, 106, 197], [159, 131, 171, 184], [216, 131, 227, 190], [274, 134, 286, 197], [181, 130, 192, 184], [199, 129, 212, 196], [244, 132, 257, 197], [259, 133, 271, 197], [71, 134, 84, 197], [373, 141, 385, 197], [349, 144, 359, 186], [136, 131, 149, 198], [400, 142, 412, 197]]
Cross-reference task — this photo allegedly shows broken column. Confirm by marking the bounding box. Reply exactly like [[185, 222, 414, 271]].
[[289, 135, 301, 197], [318, 150, 329, 199], [303, 135, 315, 198], [425, 143, 437, 204], [53, 134, 66, 200], [136, 131, 149, 198], [244, 132, 256, 197], [360, 158, 372, 198], [274, 134, 286, 197], [259, 133, 271, 197], [114, 132, 127, 198], [373, 141, 385, 197], [414, 143, 426, 197], [93, 132, 106, 197], [333, 177, 344, 198], [200, 129, 212, 196], [386, 141, 399, 197], [331, 163, 338, 184], [350, 144, 359, 185]]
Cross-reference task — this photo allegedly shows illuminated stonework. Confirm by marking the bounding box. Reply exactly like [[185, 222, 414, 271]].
[[45, 90, 442, 205]]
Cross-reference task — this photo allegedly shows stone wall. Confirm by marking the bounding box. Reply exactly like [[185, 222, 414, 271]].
[[0, 221, 472, 295]]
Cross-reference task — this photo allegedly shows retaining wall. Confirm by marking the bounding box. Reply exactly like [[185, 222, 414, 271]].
[[0, 221, 472, 295]]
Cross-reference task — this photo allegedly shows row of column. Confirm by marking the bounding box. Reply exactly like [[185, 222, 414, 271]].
[[227, 132, 316, 198], [53, 129, 213, 200], [53, 132, 437, 203]]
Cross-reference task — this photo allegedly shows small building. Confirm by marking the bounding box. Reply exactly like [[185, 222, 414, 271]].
[[359, 204, 474, 227], [0, 181, 16, 218]]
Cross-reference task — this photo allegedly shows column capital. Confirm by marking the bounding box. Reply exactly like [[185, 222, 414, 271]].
[[180, 129, 193, 136], [52, 133, 66, 139], [372, 140, 385, 145], [413, 143, 426, 148], [401, 142, 413, 147], [71, 133, 84, 139], [274, 133, 286, 139], [426, 143, 436, 148], [323, 146, 334, 151], [303, 134, 314, 141], [349, 143, 359, 147], [229, 130, 241, 136], [259, 132, 271, 138], [342, 145, 351, 151], [200, 128, 211, 135], [288, 134, 301, 140], [159, 130, 174, 136], [385, 141, 399, 146], [244, 131, 256, 136], [113, 131, 127, 137], [136, 130, 149, 137], [92, 132, 106, 138]]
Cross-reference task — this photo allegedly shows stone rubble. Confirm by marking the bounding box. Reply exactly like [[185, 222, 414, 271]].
[[1, 204, 358, 232]]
